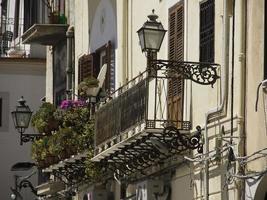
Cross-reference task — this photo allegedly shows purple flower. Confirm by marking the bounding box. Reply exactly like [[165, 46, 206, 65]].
[[72, 100, 86, 108], [60, 100, 72, 109], [60, 100, 86, 109]]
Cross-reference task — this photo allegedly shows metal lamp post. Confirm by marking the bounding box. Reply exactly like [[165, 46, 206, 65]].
[[11, 96, 43, 145], [137, 9, 167, 69], [137, 9, 220, 86]]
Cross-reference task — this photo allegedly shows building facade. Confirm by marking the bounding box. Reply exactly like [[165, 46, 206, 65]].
[[0, 0, 46, 199], [15, 0, 267, 199]]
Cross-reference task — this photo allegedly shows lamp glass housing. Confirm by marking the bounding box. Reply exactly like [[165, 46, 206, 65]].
[[137, 19, 166, 52], [11, 97, 32, 130]]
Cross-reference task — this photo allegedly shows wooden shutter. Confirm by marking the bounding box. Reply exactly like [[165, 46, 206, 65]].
[[78, 54, 95, 83], [101, 41, 115, 94], [168, 3, 184, 128], [200, 0, 214, 62], [105, 41, 112, 93]]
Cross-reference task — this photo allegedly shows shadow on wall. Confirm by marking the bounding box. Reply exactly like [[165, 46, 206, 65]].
[[89, 0, 117, 52]]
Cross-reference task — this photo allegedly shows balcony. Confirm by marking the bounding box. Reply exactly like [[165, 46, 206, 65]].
[[92, 60, 219, 179], [0, 18, 28, 57], [21, 24, 68, 46]]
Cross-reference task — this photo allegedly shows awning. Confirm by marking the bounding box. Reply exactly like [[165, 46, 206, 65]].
[[21, 24, 69, 45]]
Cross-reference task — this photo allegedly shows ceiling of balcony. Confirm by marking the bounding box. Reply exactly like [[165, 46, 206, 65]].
[[21, 24, 69, 46]]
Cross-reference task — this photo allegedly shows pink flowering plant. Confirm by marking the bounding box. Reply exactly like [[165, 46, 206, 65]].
[[60, 99, 87, 109], [31, 98, 94, 167]]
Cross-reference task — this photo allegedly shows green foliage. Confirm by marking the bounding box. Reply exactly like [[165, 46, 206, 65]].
[[84, 149, 102, 181], [31, 102, 59, 134], [31, 102, 96, 169], [60, 107, 90, 133], [31, 136, 49, 161]]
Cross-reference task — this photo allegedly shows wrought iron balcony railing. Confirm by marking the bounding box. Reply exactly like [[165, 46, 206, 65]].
[[94, 60, 219, 149], [95, 71, 190, 148], [93, 59, 219, 178], [0, 17, 28, 57]]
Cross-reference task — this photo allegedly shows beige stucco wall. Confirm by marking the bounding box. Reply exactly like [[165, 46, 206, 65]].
[[244, 0, 267, 198], [0, 58, 45, 200], [71, 0, 267, 199], [74, 0, 90, 94], [246, 0, 267, 171]]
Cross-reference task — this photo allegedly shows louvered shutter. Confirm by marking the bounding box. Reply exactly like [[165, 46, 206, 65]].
[[104, 41, 115, 93], [168, 3, 184, 128], [200, 0, 214, 62], [105, 41, 111, 93], [78, 54, 94, 83]]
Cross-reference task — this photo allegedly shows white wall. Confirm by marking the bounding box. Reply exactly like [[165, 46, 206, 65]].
[[0, 58, 45, 200]]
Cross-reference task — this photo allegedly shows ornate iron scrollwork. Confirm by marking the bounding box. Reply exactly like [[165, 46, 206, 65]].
[[151, 59, 220, 86], [163, 126, 203, 154], [100, 126, 203, 179], [19, 180, 38, 196], [21, 133, 43, 143], [50, 159, 88, 187]]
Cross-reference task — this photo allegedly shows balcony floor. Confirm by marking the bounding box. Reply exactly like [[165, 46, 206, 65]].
[[21, 24, 69, 45], [92, 123, 161, 162]]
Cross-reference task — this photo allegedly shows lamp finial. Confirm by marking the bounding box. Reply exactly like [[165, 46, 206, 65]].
[[148, 9, 158, 21]]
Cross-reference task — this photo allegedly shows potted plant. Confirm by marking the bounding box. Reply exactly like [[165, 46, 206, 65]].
[[78, 77, 99, 98]]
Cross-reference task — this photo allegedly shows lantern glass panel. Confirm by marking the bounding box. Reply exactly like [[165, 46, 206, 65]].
[[16, 112, 32, 128], [143, 29, 165, 51], [138, 29, 145, 51]]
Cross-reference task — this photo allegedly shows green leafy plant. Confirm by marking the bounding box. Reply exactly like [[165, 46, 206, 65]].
[[31, 102, 59, 134], [31, 136, 51, 167], [31, 100, 97, 169], [84, 149, 102, 182]]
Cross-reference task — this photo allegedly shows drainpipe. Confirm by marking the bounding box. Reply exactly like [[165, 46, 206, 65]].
[[204, 0, 230, 199], [66, 26, 74, 100], [236, 0, 246, 199]]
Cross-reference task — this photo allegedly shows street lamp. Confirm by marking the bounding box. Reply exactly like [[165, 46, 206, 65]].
[[137, 9, 167, 53], [137, 10, 220, 86], [11, 96, 43, 145]]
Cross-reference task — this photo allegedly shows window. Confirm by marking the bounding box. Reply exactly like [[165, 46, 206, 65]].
[[24, 0, 38, 32], [0, 92, 9, 132], [168, 2, 184, 128], [200, 0, 215, 62], [0, 98, 2, 127], [53, 40, 67, 106], [78, 41, 115, 94], [14, 0, 20, 38]]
